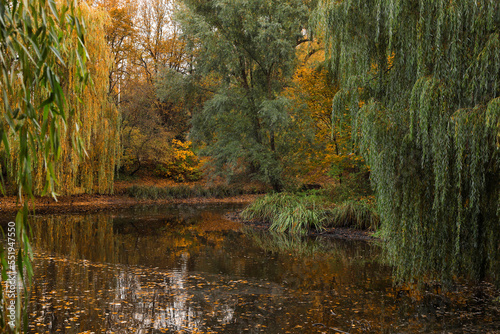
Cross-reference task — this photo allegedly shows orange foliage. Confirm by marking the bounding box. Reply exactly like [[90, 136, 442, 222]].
[[283, 40, 367, 183]]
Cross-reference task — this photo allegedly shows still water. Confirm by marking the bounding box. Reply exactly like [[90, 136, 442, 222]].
[[24, 204, 499, 333]]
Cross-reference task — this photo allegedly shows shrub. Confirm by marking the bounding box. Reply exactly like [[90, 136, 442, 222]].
[[155, 140, 203, 182]]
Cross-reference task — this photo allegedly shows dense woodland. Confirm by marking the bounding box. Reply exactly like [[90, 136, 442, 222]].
[[1, 0, 499, 329]]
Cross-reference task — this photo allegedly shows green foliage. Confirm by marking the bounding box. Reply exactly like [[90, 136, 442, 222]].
[[0, 0, 88, 331], [318, 0, 500, 285], [327, 198, 379, 230], [1, 3, 118, 196], [175, 0, 312, 191], [326, 167, 372, 202], [0, 0, 88, 199], [241, 192, 379, 234]]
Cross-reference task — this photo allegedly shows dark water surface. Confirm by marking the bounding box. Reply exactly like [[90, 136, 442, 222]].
[[22, 204, 499, 333]]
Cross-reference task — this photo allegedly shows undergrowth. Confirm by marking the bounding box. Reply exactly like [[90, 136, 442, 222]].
[[241, 192, 379, 234], [126, 184, 263, 199], [328, 197, 379, 230]]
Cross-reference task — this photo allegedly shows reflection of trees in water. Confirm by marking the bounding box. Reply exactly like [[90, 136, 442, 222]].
[[29, 211, 244, 332], [31, 252, 217, 332], [243, 228, 388, 290], [28, 211, 500, 333], [31, 214, 117, 263], [106, 252, 208, 333]]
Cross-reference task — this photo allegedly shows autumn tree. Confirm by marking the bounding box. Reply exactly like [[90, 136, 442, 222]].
[[96, 0, 193, 177], [175, 0, 312, 190], [1, 2, 119, 196], [281, 39, 368, 195], [135, 0, 186, 82], [134, 0, 193, 139], [317, 0, 500, 285], [94, 0, 137, 103], [119, 79, 168, 175], [0, 0, 90, 330]]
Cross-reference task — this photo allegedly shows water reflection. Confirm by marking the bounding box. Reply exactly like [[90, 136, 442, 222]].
[[26, 204, 500, 333]]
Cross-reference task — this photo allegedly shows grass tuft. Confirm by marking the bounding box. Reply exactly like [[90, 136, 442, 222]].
[[241, 193, 328, 234], [325, 198, 379, 230], [241, 193, 379, 234]]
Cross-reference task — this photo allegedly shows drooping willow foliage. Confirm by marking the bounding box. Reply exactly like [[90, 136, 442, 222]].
[[1, 0, 91, 331], [53, 3, 119, 195], [2, 2, 119, 196], [317, 0, 500, 285]]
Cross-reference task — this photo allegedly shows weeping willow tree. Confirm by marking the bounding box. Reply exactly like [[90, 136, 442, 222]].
[[317, 0, 500, 285], [2, 2, 119, 196], [0, 0, 91, 331], [50, 3, 119, 195]]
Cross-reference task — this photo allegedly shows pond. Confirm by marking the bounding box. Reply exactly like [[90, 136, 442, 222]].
[[16, 204, 500, 333]]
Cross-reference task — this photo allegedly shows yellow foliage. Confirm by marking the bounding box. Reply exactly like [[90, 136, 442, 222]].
[[4, 2, 120, 196], [283, 40, 367, 182], [156, 140, 203, 182]]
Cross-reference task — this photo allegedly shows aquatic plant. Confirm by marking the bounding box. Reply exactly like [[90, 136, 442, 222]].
[[241, 192, 378, 234], [241, 193, 330, 234], [326, 198, 379, 230]]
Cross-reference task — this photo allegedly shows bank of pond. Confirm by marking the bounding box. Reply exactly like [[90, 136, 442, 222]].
[[2, 203, 498, 333]]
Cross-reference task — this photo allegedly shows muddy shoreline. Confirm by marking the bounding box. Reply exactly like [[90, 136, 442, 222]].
[[0, 193, 259, 215]]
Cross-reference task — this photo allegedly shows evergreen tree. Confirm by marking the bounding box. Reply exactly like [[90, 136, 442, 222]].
[[174, 0, 311, 190], [318, 0, 500, 285]]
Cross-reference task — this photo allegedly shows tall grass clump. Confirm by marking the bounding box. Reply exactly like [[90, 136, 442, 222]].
[[241, 193, 329, 234], [241, 193, 379, 233], [272, 202, 327, 234], [326, 198, 379, 230]]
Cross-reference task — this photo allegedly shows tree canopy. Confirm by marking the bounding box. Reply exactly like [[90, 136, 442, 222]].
[[0, 0, 91, 330], [317, 0, 500, 285], [1, 2, 119, 196], [175, 0, 312, 190]]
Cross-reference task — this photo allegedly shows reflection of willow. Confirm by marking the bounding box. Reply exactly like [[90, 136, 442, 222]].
[[244, 228, 388, 291], [245, 228, 327, 256], [244, 227, 381, 263], [31, 214, 117, 263]]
